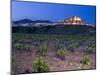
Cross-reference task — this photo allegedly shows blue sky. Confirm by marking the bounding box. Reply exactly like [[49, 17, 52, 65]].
[[12, 1, 96, 25]]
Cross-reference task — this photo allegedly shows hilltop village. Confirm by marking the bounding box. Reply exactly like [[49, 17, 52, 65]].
[[13, 16, 94, 27]]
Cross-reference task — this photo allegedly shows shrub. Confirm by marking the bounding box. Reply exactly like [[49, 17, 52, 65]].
[[12, 57, 16, 64], [81, 55, 91, 65], [67, 43, 78, 52], [55, 43, 60, 50], [41, 44, 48, 56], [14, 43, 23, 50], [24, 45, 32, 52], [57, 48, 68, 60], [85, 47, 94, 54], [32, 57, 49, 72]]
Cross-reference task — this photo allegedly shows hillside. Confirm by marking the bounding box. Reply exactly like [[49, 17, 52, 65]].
[[12, 25, 96, 35]]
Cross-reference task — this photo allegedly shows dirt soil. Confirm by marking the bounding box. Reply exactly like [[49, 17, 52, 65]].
[[12, 41, 96, 74]]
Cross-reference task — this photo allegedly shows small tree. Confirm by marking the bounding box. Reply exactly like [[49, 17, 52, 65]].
[[32, 57, 50, 73]]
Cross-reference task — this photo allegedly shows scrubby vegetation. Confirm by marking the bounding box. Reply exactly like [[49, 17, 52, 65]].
[[57, 48, 68, 60], [32, 57, 50, 72], [12, 33, 96, 74], [41, 44, 48, 56], [82, 55, 91, 65], [12, 56, 16, 64], [80, 55, 92, 69]]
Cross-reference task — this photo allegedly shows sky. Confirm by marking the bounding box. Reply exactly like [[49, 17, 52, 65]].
[[12, 1, 96, 25]]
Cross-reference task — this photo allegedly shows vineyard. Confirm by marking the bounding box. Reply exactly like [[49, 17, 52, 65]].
[[12, 33, 96, 74]]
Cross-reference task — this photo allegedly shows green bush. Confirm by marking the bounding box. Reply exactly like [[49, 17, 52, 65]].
[[85, 47, 94, 54], [55, 43, 60, 50], [67, 43, 79, 52], [32, 57, 50, 72], [41, 44, 48, 56], [81, 55, 91, 65], [24, 45, 33, 52], [12, 57, 16, 64], [14, 43, 23, 50], [57, 48, 68, 60]]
